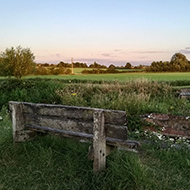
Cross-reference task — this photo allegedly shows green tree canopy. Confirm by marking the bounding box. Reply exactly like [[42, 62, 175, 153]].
[[125, 62, 132, 69], [0, 46, 35, 79], [170, 53, 189, 71]]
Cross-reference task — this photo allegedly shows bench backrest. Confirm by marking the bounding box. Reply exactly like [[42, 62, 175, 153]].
[[9, 101, 129, 172]]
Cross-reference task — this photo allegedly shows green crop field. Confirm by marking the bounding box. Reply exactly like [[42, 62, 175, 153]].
[[23, 72, 190, 82]]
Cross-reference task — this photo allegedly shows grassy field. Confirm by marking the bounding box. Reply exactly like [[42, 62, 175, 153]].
[[1, 71, 190, 82], [0, 107, 190, 190], [20, 72, 190, 82]]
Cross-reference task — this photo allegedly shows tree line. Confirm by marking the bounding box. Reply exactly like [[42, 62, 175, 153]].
[[0, 46, 190, 79], [146, 53, 190, 72]]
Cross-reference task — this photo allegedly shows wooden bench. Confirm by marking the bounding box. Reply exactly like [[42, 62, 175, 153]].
[[179, 88, 190, 99], [179, 92, 190, 99], [9, 101, 139, 172]]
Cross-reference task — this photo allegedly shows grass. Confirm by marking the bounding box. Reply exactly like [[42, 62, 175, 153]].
[[21, 72, 190, 82], [0, 77, 190, 189], [0, 108, 190, 190], [1, 78, 190, 116]]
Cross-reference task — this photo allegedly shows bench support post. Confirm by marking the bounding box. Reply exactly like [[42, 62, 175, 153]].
[[93, 110, 106, 172], [9, 102, 35, 142]]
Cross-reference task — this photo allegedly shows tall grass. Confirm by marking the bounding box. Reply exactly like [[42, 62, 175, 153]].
[[0, 108, 190, 190], [1, 78, 190, 131], [1, 78, 190, 189], [56, 78, 187, 116]]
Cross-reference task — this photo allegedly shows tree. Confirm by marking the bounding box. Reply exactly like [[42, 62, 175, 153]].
[[0, 46, 35, 79], [125, 62, 132, 69], [170, 53, 189, 71], [108, 64, 116, 70]]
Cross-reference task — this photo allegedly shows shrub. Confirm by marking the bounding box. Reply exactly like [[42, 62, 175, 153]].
[[0, 78, 64, 109]]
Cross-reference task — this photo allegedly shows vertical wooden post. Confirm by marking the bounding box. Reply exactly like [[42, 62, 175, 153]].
[[71, 57, 74, 74], [93, 110, 106, 172], [9, 101, 34, 142]]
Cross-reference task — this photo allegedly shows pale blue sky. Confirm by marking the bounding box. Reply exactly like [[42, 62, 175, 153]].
[[0, 0, 190, 66]]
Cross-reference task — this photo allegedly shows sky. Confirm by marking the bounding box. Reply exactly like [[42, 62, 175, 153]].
[[0, 0, 190, 66]]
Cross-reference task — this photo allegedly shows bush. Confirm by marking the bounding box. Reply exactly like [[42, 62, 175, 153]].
[[0, 78, 64, 109]]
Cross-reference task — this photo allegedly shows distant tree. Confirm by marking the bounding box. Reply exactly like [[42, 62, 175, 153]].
[[0, 46, 35, 79], [35, 66, 48, 75], [146, 61, 170, 72], [89, 62, 107, 69], [106, 64, 119, 73], [170, 53, 189, 71], [108, 64, 116, 70], [57, 61, 70, 67], [44, 63, 50, 67], [73, 62, 88, 68], [125, 62, 132, 69]]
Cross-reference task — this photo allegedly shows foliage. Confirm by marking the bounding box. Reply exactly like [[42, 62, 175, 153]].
[[146, 53, 190, 72], [170, 53, 189, 71], [34, 65, 72, 75], [89, 61, 107, 69], [125, 62, 132, 69], [0, 46, 35, 79], [0, 78, 63, 109]]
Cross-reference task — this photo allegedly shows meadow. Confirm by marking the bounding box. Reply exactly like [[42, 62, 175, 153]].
[[23, 72, 190, 83], [0, 75, 190, 189]]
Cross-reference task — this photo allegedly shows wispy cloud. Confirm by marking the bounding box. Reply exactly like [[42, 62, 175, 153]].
[[101, 53, 117, 57], [114, 49, 122, 52], [179, 47, 190, 54], [49, 53, 61, 57], [132, 50, 167, 54], [56, 53, 61, 57]]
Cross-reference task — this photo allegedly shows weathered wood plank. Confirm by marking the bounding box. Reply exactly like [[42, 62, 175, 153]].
[[24, 113, 127, 140], [93, 110, 106, 172], [19, 101, 126, 125], [27, 124, 139, 148], [9, 101, 36, 142]]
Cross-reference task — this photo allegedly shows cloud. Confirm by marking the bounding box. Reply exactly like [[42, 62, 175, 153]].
[[101, 53, 111, 57], [132, 50, 167, 54], [137, 56, 148, 59], [56, 53, 61, 57], [114, 49, 121, 52], [101, 53, 117, 57], [179, 47, 190, 54], [48, 53, 61, 58]]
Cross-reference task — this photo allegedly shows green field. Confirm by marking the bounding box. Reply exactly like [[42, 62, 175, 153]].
[[22, 72, 190, 82]]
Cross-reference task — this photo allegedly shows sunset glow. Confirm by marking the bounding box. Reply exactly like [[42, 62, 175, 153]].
[[1, 0, 190, 66]]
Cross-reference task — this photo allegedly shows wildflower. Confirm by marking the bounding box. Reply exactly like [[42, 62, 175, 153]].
[[71, 93, 77, 96]]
